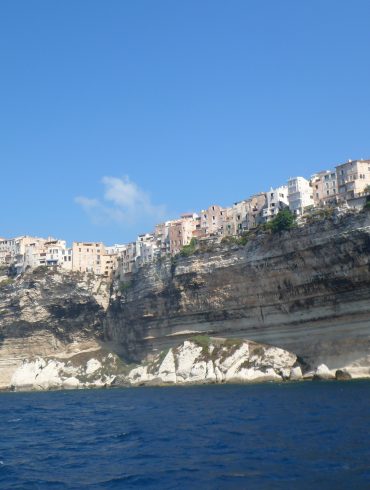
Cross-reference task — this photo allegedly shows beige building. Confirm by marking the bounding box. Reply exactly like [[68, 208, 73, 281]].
[[336, 159, 370, 201], [200, 205, 225, 236], [0, 236, 50, 272], [222, 194, 266, 236], [310, 170, 338, 206], [72, 242, 106, 274], [101, 253, 118, 278]]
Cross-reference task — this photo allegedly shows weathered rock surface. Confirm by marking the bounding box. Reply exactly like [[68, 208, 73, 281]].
[[335, 369, 352, 381], [290, 366, 303, 380], [105, 211, 370, 372], [0, 268, 112, 389], [10, 350, 125, 391], [120, 338, 298, 386], [313, 364, 335, 380], [3, 211, 370, 390]]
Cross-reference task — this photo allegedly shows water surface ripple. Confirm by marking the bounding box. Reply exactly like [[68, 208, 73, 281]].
[[0, 382, 370, 489]]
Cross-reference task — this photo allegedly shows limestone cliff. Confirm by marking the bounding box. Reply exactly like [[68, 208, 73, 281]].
[[105, 210, 370, 370], [120, 337, 298, 386], [3, 210, 370, 390], [0, 268, 113, 389]]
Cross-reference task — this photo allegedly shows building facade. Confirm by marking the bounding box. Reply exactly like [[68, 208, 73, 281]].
[[72, 242, 106, 275], [288, 177, 314, 216], [311, 170, 338, 206], [169, 215, 198, 255], [261, 186, 289, 222], [336, 159, 370, 201]]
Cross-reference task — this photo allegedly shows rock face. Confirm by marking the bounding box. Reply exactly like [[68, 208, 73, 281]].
[[122, 338, 297, 386], [3, 211, 370, 390], [10, 351, 125, 391], [0, 268, 112, 389], [105, 211, 370, 371], [313, 364, 335, 380]]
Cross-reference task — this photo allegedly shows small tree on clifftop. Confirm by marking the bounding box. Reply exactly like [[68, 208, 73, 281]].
[[267, 209, 295, 233]]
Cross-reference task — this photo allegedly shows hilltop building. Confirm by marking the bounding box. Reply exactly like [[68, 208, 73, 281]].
[[336, 159, 370, 202], [288, 177, 314, 216], [169, 214, 198, 255], [24, 239, 72, 271], [261, 186, 289, 222], [200, 205, 225, 236], [311, 170, 338, 207], [3, 156, 370, 279]]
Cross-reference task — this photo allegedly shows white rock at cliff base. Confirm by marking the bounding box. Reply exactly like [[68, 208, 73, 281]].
[[290, 366, 303, 380], [314, 364, 335, 380], [126, 338, 297, 386]]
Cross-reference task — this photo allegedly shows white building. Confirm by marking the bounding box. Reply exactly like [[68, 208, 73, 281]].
[[287, 177, 314, 216], [23, 239, 72, 271], [135, 233, 160, 266], [262, 186, 289, 222], [0, 236, 51, 272], [154, 222, 171, 255], [117, 242, 137, 276]]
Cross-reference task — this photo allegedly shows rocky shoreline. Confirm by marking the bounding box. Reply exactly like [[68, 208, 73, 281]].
[[5, 337, 368, 392], [2, 211, 370, 392]]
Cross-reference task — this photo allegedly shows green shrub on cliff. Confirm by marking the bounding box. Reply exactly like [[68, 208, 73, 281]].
[[118, 280, 131, 293], [180, 238, 197, 257], [221, 233, 249, 246], [192, 335, 211, 349], [364, 195, 370, 210], [266, 209, 295, 233], [0, 278, 14, 289]]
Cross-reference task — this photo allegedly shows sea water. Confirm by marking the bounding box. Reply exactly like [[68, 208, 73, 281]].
[[0, 382, 370, 489]]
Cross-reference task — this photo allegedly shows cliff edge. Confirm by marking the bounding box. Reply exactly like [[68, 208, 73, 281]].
[[105, 210, 370, 371]]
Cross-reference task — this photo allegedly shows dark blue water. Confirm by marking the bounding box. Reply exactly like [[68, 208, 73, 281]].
[[0, 382, 370, 489]]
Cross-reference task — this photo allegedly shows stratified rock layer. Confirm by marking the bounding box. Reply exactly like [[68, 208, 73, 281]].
[[0, 268, 111, 389], [105, 211, 370, 370]]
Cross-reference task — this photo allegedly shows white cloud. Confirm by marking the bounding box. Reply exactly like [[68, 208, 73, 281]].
[[75, 176, 166, 227]]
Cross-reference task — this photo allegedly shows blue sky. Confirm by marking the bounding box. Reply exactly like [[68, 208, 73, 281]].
[[1, 1, 369, 244]]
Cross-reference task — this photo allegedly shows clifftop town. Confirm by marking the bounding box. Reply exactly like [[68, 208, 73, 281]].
[[2, 210, 370, 389], [1, 158, 370, 281]]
